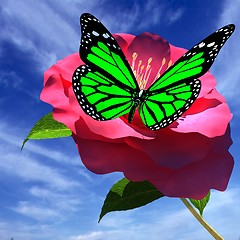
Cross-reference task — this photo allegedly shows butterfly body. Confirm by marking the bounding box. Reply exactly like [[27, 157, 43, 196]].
[[128, 89, 147, 123], [72, 13, 235, 130]]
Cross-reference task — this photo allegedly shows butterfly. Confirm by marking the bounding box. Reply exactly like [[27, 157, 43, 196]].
[[72, 13, 235, 130]]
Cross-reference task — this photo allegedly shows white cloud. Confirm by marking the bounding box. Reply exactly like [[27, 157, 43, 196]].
[[0, 120, 83, 190], [0, 70, 22, 88], [0, 119, 102, 227], [0, 0, 184, 73], [12, 201, 60, 221], [29, 186, 82, 211], [166, 7, 184, 24], [204, 189, 240, 239], [212, 0, 240, 107], [0, 69, 43, 102], [99, 209, 136, 228], [0, 121, 82, 166], [69, 231, 106, 240], [101, 0, 183, 33], [0, 0, 109, 71], [0, 217, 67, 240], [0, 119, 99, 191], [69, 230, 137, 240], [0, 152, 80, 189]]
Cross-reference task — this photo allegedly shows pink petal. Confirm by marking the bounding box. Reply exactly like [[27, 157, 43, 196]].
[[172, 103, 232, 137]]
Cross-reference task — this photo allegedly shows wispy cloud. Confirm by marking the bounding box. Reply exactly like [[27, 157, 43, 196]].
[[0, 0, 108, 71], [69, 189, 240, 240], [29, 186, 82, 212], [101, 0, 184, 33], [165, 7, 184, 24], [0, 118, 100, 192], [0, 0, 184, 73], [0, 70, 22, 88], [212, 0, 240, 108], [0, 117, 111, 230], [0, 121, 81, 166], [0, 217, 69, 240], [12, 201, 61, 221], [0, 152, 80, 190], [69, 230, 135, 240]]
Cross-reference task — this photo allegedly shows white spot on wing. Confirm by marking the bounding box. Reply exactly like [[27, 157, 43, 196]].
[[103, 33, 110, 38], [207, 42, 215, 48], [92, 31, 99, 36], [198, 42, 205, 48]]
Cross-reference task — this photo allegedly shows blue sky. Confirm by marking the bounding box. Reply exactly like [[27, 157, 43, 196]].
[[0, 0, 240, 239]]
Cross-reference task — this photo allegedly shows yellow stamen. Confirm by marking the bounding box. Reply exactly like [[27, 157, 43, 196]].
[[162, 58, 166, 66], [155, 57, 166, 79], [137, 60, 142, 76], [168, 60, 172, 68], [133, 69, 137, 78], [131, 52, 138, 71], [148, 57, 152, 65], [143, 57, 152, 84], [130, 51, 173, 89]]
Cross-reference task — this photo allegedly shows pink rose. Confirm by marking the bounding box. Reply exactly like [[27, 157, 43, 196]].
[[40, 32, 233, 199]]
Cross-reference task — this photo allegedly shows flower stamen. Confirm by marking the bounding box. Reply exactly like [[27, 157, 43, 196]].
[[131, 52, 172, 89], [137, 60, 142, 77], [131, 52, 138, 72], [155, 58, 166, 79], [168, 60, 172, 68], [143, 57, 152, 87]]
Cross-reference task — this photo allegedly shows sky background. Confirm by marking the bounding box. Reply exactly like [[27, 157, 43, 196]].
[[0, 0, 240, 239]]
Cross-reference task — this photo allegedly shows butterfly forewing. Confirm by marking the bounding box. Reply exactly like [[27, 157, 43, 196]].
[[79, 13, 139, 91], [140, 24, 235, 130], [149, 24, 235, 92]]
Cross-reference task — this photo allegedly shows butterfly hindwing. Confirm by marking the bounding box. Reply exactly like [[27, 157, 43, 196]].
[[139, 79, 201, 130], [140, 24, 235, 130], [72, 65, 136, 120]]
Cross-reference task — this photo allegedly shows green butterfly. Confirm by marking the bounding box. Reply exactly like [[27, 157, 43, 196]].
[[72, 13, 235, 130]]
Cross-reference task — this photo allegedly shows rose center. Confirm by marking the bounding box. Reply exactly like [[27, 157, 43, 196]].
[[131, 52, 172, 89]]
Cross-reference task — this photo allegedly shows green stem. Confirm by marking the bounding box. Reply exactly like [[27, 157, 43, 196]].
[[180, 198, 223, 240]]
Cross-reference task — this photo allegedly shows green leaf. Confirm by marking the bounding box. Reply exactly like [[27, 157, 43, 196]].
[[189, 191, 211, 216], [99, 178, 164, 222], [22, 112, 72, 150]]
